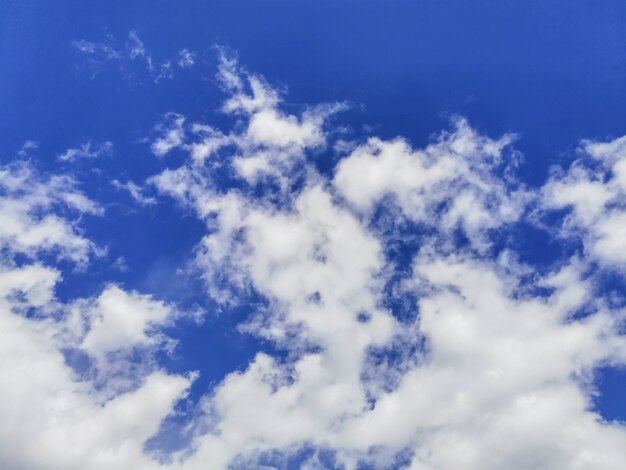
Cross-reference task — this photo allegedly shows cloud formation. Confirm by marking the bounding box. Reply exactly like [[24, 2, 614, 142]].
[[148, 54, 626, 469], [0, 161, 192, 470], [3, 53, 626, 469], [543, 136, 626, 270], [0, 162, 102, 264]]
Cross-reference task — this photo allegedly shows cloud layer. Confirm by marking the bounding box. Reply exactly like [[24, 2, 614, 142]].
[[3, 53, 626, 469]]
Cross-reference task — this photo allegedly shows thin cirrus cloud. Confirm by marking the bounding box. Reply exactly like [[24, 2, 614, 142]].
[[2, 51, 626, 470], [72, 31, 195, 83], [112, 179, 157, 206], [58, 140, 113, 162]]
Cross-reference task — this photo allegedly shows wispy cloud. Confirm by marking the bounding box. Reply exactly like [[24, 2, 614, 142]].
[[0, 161, 102, 264], [71, 38, 120, 60], [58, 140, 113, 162], [178, 48, 195, 68], [72, 31, 196, 83], [112, 179, 157, 206], [150, 113, 186, 157], [126, 30, 147, 60], [17, 140, 38, 157]]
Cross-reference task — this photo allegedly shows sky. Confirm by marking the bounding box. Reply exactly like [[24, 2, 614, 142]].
[[2, 1, 626, 469]]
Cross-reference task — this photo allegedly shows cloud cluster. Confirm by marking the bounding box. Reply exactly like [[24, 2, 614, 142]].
[[543, 136, 626, 270], [145, 54, 626, 469], [0, 162, 102, 264], [151, 50, 345, 189], [334, 119, 529, 251], [4, 53, 626, 469], [0, 161, 193, 469]]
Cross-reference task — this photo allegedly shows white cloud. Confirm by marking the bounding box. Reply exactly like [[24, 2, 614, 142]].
[[178, 49, 195, 68], [245, 105, 339, 149], [150, 52, 345, 186], [112, 255, 129, 272], [127, 30, 147, 60], [73, 31, 195, 84], [79, 285, 172, 360], [0, 161, 102, 264], [151, 114, 186, 157], [170, 226, 626, 470], [187, 123, 230, 162], [17, 140, 38, 157], [0, 162, 193, 470], [112, 179, 156, 206], [154, 61, 173, 84], [337, 255, 626, 469], [542, 135, 626, 269], [71, 39, 120, 61], [58, 140, 113, 162], [334, 118, 528, 250], [6, 52, 626, 470], [146, 55, 626, 469]]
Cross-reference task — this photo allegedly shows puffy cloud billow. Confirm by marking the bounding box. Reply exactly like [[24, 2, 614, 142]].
[[3, 53, 626, 470]]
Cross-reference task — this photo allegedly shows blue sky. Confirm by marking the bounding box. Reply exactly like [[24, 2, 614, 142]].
[[2, 1, 626, 469]]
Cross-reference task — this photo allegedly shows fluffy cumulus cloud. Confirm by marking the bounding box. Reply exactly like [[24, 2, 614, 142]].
[[4, 53, 626, 470], [334, 120, 531, 249], [542, 136, 626, 270], [0, 161, 193, 470], [150, 50, 345, 187], [0, 162, 102, 264]]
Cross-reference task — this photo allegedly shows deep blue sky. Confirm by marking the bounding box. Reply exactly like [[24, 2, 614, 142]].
[[4, 1, 626, 179], [2, 0, 626, 439]]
